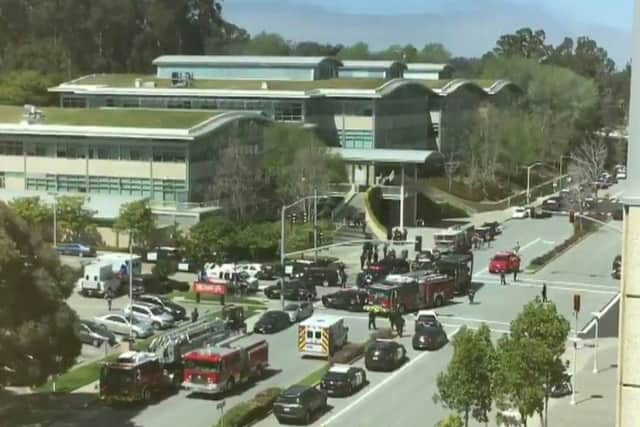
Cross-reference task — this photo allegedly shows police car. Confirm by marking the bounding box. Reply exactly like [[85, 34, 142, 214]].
[[320, 364, 367, 397]]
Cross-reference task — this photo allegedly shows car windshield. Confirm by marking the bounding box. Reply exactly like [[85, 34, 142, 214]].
[[262, 312, 282, 320], [184, 359, 221, 373], [417, 315, 438, 326], [277, 395, 301, 405], [493, 255, 509, 262], [324, 371, 348, 381], [284, 304, 299, 311]]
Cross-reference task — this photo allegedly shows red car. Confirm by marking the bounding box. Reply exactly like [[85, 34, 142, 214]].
[[489, 251, 521, 274]]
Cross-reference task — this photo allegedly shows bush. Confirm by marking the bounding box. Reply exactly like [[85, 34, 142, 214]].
[[214, 387, 282, 427], [331, 343, 364, 364]]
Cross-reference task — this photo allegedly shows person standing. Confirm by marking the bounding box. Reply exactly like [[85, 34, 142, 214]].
[[368, 310, 377, 330], [542, 283, 548, 302], [360, 252, 366, 270], [361, 220, 366, 234], [340, 267, 347, 288], [513, 266, 518, 282], [373, 247, 379, 264], [514, 241, 520, 254], [383, 243, 388, 259], [397, 314, 405, 337], [389, 312, 396, 333], [191, 307, 199, 323], [106, 290, 113, 311], [500, 271, 507, 286], [366, 249, 373, 267]]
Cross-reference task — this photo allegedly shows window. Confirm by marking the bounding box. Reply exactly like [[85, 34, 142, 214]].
[[307, 331, 313, 339], [315, 331, 322, 339], [274, 102, 303, 122], [105, 97, 114, 107], [62, 96, 87, 108], [0, 141, 23, 155], [121, 146, 149, 161], [94, 145, 119, 160], [153, 149, 186, 162]]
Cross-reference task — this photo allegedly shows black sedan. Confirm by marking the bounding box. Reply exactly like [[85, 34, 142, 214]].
[[365, 340, 406, 371], [78, 320, 117, 347], [253, 310, 291, 334], [273, 385, 327, 425], [412, 325, 448, 351], [264, 280, 315, 301], [320, 365, 367, 397], [322, 289, 368, 311]]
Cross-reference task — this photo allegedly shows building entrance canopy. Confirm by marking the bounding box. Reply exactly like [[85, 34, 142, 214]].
[[328, 148, 442, 165]]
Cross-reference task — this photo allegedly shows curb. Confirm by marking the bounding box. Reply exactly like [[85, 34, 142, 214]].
[[524, 227, 599, 273]]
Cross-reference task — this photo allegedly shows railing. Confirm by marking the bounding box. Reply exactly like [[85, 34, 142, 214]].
[[364, 186, 388, 240], [480, 175, 570, 209], [378, 185, 409, 200]]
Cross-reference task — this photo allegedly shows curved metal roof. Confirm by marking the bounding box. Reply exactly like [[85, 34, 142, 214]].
[[341, 60, 408, 71]]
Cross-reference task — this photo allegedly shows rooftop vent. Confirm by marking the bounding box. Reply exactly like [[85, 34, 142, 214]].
[[134, 78, 143, 88], [21, 105, 45, 125], [261, 81, 269, 90]]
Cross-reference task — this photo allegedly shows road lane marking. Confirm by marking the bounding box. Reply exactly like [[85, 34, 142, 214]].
[[472, 279, 617, 295], [473, 237, 541, 278], [541, 240, 555, 245], [475, 276, 619, 291], [320, 325, 464, 427]]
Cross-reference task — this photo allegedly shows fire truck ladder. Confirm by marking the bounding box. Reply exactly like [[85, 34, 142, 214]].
[[148, 318, 230, 364]]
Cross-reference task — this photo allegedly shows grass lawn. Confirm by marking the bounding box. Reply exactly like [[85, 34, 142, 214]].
[[34, 354, 118, 394], [0, 105, 218, 128], [296, 364, 330, 387]]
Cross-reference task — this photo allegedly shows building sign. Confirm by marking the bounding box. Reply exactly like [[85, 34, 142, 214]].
[[193, 280, 227, 296]]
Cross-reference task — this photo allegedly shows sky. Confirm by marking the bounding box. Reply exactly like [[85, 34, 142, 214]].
[[223, 0, 633, 67]]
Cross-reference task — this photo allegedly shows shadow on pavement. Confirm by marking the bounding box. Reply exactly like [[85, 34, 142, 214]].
[[0, 390, 144, 427]]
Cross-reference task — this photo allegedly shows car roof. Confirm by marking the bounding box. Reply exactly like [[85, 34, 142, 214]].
[[494, 251, 515, 257], [417, 310, 437, 317], [328, 364, 352, 374], [130, 302, 157, 309]]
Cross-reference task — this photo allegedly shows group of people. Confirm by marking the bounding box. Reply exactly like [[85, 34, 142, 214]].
[[368, 308, 406, 337], [471, 233, 491, 249], [360, 244, 380, 270]]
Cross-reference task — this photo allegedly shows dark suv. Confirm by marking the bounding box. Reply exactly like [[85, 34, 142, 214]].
[[135, 294, 187, 321], [264, 278, 316, 301], [356, 258, 410, 287], [322, 289, 368, 311], [273, 385, 328, 424], [365, 340, 406, 371]]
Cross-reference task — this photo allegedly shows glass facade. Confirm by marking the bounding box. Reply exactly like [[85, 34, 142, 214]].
[[340, 130, 374, 149], [157, 65, 315, 81]]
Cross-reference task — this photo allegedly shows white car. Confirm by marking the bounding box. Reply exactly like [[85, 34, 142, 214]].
[[284, 301, 314, 323], [415, 310, 442, 329], [512, 207, 529, 219], [124, 302, 175, 330]]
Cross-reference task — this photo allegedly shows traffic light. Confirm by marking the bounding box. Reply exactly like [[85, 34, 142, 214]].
[[573, 294, 581, 313], [319, 231, 324, 245], [569, 209, 575, 224], [292, 212, 298, 224], [414, 235, 422, 253], [303, 211, 308, 223]]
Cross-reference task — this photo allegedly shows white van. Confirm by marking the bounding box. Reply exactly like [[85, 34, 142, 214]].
[[97, 253, 142, 282], [79, 262, 120, 297], [298, 315, 348, 359]]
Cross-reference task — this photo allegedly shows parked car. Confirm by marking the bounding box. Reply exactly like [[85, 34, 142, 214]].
[[511, 207, 529, 219], [489, 251, 521, 274], [365, 339, 406, 371], [273, 385, 328, 425], [124, 302, 175, 330], [412, 325, 448, 351], [481, 221, 502, 235], [264, 279, 315, 301], [78, 320, 117, 347], [256, 263, 282, 280], [284, 301, 314, 323], [320, 364, 367, 397], [322, 289, 368, 311], [93, 313, 154, 338], [356, 258, 410, 287], [55, 243, 96, 257], [253, 311, 291, 334], [134, 294, 187, 321], [132, 274, 186, 294], [145, 246, 180, 263], [542, 197, 562, 212]]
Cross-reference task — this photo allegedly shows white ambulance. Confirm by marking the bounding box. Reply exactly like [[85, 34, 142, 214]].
[[298, 315, 349, 359]]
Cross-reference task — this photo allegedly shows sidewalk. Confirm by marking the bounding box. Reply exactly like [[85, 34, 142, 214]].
[[531, 337, 617, 427]]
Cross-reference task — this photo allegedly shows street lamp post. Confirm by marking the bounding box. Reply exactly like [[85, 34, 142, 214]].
[[526, 162, 543, 205], [313, 187, 318, 262], [570, 336, 579, 405], [591, 311, 601, 373], [559, 155, 571, 190]]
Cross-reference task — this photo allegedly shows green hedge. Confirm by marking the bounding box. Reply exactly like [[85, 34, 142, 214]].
[[214, 387, 282, 427], [528, 219, 599, 269]]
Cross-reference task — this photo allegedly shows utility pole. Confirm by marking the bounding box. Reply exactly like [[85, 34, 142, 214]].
[[128, 230, 134, 341], [280, 206, 286, 310]]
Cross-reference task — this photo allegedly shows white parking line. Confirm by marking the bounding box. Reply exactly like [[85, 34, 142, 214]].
[[319, 325, 463, 427]]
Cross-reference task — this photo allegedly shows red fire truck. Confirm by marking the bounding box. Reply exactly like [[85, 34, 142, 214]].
[[365, 272, 455, 315], [182, 336, 269, 395], [100, 318, 230, 404]]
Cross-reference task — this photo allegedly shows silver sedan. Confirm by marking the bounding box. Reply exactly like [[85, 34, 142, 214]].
[[284, 301, 314, 323], [93, 313, 154, 338]]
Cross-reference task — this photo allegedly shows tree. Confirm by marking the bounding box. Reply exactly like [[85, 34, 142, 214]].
[[494, 299, 570, 427], [236, 222, 280, 260], [568, 137, 608, 196], [55, 196, 97, 243], [242, 32, 290, 55], [419, 43, 452, 63], [179, 217, 237, 268], [336, 42, 370, 60], [114, 199, 156, 252], [434, 324, 495, 427], [0, 203, 81, 386], [9, 197, 52, 234], [493, 28, 552, 60], [291, 41, 342, 57]]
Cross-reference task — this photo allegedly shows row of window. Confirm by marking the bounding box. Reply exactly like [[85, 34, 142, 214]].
[[84, 96, 306, 122], [0, 141, 186, 162], [340, 130, 374, 149], [25, 174, 186, 201]]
